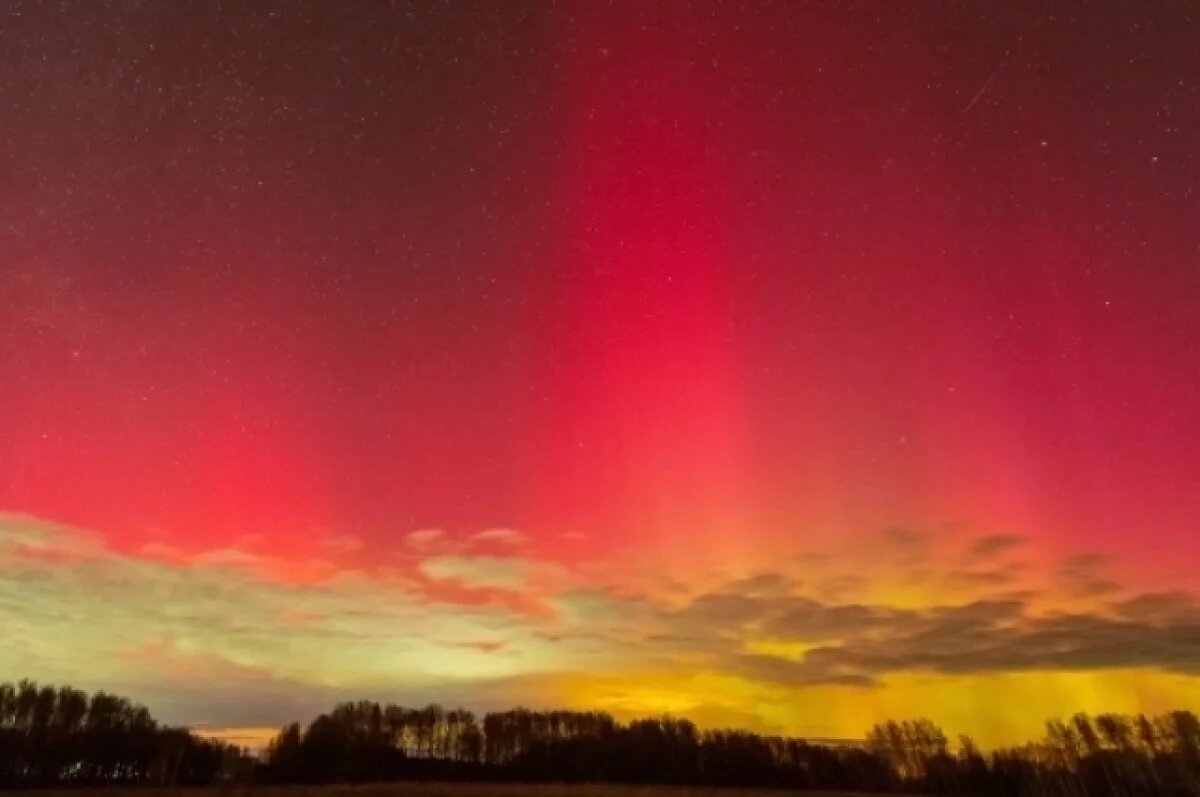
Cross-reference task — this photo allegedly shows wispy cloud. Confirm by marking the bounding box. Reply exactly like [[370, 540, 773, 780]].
[[0, 514, 578, 726], [404, 528, 445, 550], [966, 533, 1026, 559], [468, 528, 529, 547], [420, 554, 532, 591]]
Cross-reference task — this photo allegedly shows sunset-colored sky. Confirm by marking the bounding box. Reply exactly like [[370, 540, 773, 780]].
[[2, 2, 1198, 749]]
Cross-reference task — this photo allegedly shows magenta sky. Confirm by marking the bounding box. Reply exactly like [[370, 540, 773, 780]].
[[1, 1, 1198, 747]]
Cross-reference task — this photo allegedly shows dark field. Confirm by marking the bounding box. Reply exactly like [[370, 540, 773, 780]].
[[11, 785, 904, 797]]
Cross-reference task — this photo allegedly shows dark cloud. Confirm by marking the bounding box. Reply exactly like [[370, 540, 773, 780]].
[[966, 534, 1025, 559], [1056, 551, 1125, 599], [674, 592, 767, 630], [725, 653, 875, 688], [946, 568, 1021, 589], [765, 599, 893, 639], [882, 527, 927, 549], [1070, 578, 1123, 598], [1060, 552, 1111, 571], [649, 582, 1200, 687], [1112, 591, 1200, 623], [726, 572, 797, 596]]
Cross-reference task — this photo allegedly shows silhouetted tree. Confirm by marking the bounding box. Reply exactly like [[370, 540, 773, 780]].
[[0, 679, 252, 788], [5, 676, 1198, 796]]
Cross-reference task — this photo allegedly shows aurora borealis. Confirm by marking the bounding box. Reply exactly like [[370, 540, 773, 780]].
[[2, 1, 1199, 748]]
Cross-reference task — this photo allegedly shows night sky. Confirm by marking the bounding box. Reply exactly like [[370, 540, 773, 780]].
[[1, 1, 1198, 747]]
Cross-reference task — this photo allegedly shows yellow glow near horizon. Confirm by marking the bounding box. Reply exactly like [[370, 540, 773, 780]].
[[560, 667, 1200, 749]]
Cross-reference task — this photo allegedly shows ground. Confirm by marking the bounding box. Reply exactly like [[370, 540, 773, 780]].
[[14, 784, 905, 797]]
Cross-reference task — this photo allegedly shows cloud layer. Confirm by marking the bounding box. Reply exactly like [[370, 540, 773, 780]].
[[1, 513, 1198, 745]]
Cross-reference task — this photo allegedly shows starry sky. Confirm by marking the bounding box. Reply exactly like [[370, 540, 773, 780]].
[[2, 1, 1199, 748]]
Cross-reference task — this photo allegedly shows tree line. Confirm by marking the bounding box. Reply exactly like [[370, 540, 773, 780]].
[[264, 702, 1200, 796], [4, 678, 1200, 796], [0, 680, 252, 787]]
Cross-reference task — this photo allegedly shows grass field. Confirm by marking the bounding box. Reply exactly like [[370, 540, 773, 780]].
[[12, 785, 902, 797]]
